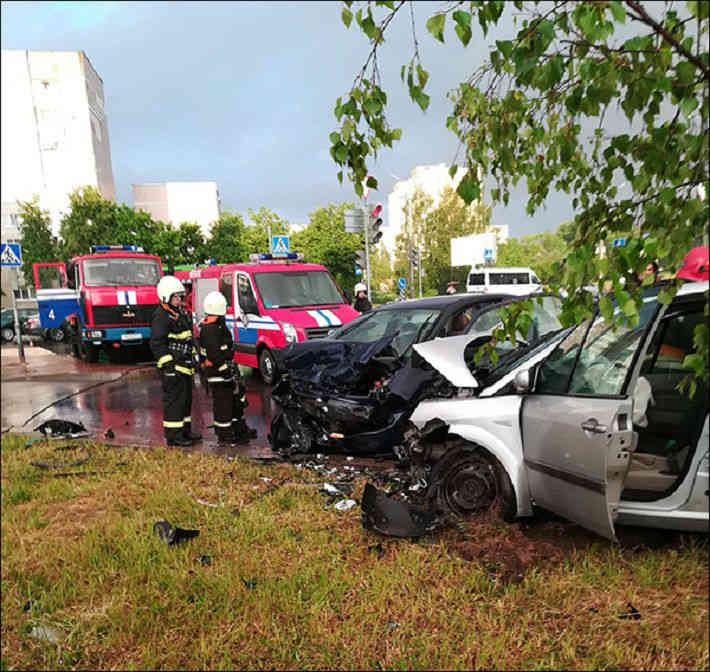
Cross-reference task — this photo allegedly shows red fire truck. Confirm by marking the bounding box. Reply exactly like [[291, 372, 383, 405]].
[[34, 245, 163, 362]]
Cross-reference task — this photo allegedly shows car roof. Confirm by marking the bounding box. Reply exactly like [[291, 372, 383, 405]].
[[374, 293, 514, 311], [468, 266, 535, 273]]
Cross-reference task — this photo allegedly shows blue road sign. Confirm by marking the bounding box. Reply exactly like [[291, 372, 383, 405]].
[[271, 235, 290, 256], [483, 248, 494, 259], [397, 277, 406, 291], [0, 243, 22, 267], [612, 237, 626, 248]]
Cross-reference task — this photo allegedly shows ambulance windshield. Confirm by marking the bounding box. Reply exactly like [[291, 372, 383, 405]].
[[253, 271, 345, 308], [83, 258, 162, 286]]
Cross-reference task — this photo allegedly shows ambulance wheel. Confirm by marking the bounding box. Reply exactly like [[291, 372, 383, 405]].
[[258, 348, 278, 385], [1, 327, 15, 343]]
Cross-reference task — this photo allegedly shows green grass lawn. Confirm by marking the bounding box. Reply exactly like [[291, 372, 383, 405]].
[[2, 434, 708, 670]]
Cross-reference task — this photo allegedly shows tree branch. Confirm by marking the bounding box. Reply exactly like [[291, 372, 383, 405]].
[[624, 0, 709, 77]]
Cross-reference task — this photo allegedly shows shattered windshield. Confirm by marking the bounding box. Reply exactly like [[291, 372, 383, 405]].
[[329, 308, 441, 357], [83, 258, 161, 286], [253, 271, 345, 308]]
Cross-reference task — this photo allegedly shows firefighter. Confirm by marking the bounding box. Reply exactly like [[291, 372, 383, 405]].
[[353, 282, 372, 313], [151, 275, 201, 447], [199, 291, 256, 445]]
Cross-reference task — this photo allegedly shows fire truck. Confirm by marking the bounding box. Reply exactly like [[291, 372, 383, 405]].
[[190, 253, 360, 383], [33, 245, 163, 362]]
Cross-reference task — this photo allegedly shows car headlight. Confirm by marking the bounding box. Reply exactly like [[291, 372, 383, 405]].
[[88, 330, 103, 339], [281, 321, 298, 343]]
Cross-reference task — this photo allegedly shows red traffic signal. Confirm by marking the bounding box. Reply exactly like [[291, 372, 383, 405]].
[[371, 204, 383, 219]]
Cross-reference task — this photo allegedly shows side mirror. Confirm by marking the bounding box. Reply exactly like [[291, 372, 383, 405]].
[[514, 369, 531, 393]]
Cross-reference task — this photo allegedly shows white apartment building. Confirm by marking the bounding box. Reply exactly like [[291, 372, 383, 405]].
[[1, 50, 116, 239], [132, 182, 221, 237]]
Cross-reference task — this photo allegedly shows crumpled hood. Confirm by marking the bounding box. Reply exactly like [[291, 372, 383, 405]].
[[412, 334, 481, 389]]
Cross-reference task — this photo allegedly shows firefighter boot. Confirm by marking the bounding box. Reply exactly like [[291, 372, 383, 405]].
[[183, 422, 202, 443], [232, 418, 257, 440], [216, 427, 244, 446], [165, 431, 192, 448]]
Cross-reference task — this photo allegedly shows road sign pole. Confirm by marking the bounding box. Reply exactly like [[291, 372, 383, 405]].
[[12, 289, 25, 364], [364, 197, 371, 298], [418, 248, 423, 298]]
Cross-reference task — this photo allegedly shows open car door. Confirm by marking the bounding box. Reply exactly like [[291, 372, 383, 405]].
[[33, 262, 78, 330], [521, 299, 657, 540]]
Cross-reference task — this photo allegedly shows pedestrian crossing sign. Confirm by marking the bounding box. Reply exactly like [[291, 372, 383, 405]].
[[271, 235, 290, 257], [0, 243, 22, 267]]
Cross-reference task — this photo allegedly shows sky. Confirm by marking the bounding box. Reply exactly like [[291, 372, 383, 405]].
[[1, 0, 575, 237]]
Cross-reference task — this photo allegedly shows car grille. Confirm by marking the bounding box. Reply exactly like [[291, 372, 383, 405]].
[[305, 327, 331, 340], [91, 304, 158, 326]]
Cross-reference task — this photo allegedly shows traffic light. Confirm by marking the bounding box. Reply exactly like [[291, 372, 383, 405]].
[[368, 204, 383, 245], [410, 247, 419, 269]]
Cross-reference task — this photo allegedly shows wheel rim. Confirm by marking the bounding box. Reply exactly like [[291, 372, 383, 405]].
[[439, 456, 497, 517], [261, 352, 273, 378], [2, 327, 14, 341], [50, 328, 64, 342]]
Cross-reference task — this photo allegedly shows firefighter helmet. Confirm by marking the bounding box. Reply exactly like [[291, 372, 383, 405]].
[[676, 246, 710, 282], [354, 282, 367, 294], [203, 291, 227, 316], [157, 275, 185, 303]]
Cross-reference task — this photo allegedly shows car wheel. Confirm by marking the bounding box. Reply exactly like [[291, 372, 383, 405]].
[[47, 327, 66, 343], [258, 347, 278, 385], [1, 326, 15, 343], [428, 443, 516, 522]]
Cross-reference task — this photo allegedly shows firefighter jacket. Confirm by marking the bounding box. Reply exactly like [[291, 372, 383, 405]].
[[150, 303, 196, 376], [199, 316, 235, 382]]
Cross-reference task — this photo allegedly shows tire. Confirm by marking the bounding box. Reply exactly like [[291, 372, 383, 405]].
[[428, 442, 516, 522], [79, 340, 100, 363], [47, 327, 66, 343], [1, 326, 15, 343], [258, 347, 278, 385]]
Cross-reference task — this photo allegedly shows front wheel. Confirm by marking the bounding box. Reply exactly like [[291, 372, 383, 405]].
[[428, 443, 516, 522], [1, 326, 15, 343], [258, 347, 278, 385]]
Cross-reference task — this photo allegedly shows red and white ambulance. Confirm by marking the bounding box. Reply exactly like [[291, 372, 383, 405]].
[[190, 254, 359, 383]]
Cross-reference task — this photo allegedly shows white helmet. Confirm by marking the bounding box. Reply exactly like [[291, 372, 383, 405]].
[[156, 275, 185, 303], [354, 283, 367, 294], [203, 290, 227, 316]]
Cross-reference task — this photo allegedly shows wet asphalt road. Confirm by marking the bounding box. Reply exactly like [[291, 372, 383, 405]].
[[1, 340, 279, 458]]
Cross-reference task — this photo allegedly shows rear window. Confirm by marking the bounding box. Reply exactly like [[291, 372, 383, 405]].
[[488, 272, 530, 285], [468, 273, 485, 286]]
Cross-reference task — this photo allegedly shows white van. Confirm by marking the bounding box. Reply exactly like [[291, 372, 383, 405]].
[[466, 266, 541, 296]]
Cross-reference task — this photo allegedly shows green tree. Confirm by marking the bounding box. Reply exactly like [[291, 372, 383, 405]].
[[497, 228, 568, 283], [174, 222, 207, 265], [291, 202, 361, 294], [422, 185, 491, 293], [333, 0, 709, 385], [204, 211, 247, 263], [17, 198, 60, 286], [369, 244, 394, 297], [243, 207, 290, 256]]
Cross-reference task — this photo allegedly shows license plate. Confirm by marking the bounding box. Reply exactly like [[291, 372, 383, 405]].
[[121, 333, 142, 341]]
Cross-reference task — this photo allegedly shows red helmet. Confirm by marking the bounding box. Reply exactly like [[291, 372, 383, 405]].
[[676, 246, 710, 282]]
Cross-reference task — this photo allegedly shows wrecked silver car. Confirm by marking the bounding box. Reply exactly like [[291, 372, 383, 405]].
[[269, 294, 563, 458], [362, 282, 709, 541]]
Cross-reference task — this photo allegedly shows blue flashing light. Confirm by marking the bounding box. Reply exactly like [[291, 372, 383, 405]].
[[250, 252, 302, 262], [90, 244, 144, 253]]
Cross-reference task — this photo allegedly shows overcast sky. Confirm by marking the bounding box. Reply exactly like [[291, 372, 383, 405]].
[[1, 0, 574, 237]]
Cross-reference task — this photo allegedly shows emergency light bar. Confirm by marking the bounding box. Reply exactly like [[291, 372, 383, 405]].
[[90, 245, 144, 253], [250, 252, 304, 262]]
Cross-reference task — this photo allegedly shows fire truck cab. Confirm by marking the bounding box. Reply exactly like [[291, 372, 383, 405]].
[[34, 245, 163, 362], [190, 254, 359, 383]]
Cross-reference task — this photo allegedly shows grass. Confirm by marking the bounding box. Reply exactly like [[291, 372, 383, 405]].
[[1, 433, 708, 670]]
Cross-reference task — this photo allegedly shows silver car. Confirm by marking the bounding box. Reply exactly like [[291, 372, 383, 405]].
[[407, 281, 709, 540]]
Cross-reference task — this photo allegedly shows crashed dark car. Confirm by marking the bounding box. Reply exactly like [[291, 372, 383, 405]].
[[270, 294, 563, 458]]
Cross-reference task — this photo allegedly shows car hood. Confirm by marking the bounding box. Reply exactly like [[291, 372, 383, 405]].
[[412, 334, 481, 388]]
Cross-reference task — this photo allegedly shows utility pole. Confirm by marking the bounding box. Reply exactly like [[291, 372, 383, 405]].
[[364, 195, 371, 298], [407, 194, 414, 299], [418, 247, 423, 298]]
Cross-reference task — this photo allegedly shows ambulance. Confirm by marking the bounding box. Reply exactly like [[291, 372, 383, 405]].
[[190, 254, 360, 383]]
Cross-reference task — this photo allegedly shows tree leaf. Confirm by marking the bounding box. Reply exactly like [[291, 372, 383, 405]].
[[455, 22, 472, 46], [417, 64, 429, 89], [609, 1, 625, 23], [366, 176, 378, 189], [426, 13, 446, 43], [341, 7, 353, 28], [456, 172, 481, 204]]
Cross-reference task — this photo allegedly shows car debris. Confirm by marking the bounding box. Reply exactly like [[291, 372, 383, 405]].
[[22, 600, 36, 613], [199, 555, 212, 566], [31, 451, 91, 470], [153, 520, 200, 545], [33, 419, 88, 438], [368, 543, 386, 559], [334, 499, 357, 511], [361, 483, 441, 538], [29, 623, 64, 644], [618, 603, 642, 620], [104, 428, 115, 439], [241, 577, 258, 590]]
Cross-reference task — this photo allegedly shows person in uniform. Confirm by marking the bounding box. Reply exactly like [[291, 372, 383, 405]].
[[198, 291, 256, 445], [353, 282, 372, 313], [151, 275, 201, 447]]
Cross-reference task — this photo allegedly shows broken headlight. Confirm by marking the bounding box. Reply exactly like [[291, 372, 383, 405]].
[[280, 321, 298, 344]]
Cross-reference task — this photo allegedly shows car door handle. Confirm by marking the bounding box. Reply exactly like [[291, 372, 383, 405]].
[[581, 418, 607, 434]]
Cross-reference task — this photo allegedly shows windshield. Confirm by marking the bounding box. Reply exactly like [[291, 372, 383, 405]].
[[330, 307, 441, 357], [83, 258, 161, 286], [253, 271, 344, 308]]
